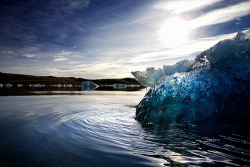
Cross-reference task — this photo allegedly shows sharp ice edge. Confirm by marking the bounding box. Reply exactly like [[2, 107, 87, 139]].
[[133, 30, 250, 125], [131, 59, 193, 87], [132, 30, 250, 87]]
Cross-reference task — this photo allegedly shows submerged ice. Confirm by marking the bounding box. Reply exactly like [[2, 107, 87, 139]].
[[133, 30, 250, 125]]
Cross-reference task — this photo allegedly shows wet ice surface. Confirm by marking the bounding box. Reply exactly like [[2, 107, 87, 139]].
[[134, 30, 250, 124], [0, 91, 249, 166]]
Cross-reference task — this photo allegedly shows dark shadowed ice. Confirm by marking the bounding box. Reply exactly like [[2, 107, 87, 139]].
[[134, 30, 250, 125]]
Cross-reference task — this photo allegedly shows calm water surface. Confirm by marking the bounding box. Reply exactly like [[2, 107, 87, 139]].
[[0, 89, 249, 166]]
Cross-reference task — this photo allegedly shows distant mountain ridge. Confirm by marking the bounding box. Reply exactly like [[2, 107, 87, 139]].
[[0, 72, 144, 86]]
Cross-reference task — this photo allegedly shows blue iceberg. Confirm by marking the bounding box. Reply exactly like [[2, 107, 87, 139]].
[[132, 30, 250, 125], [81, 81, 99, 91]]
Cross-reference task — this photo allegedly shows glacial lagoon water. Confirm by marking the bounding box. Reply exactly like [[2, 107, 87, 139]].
[[0, 88, 249, 167]]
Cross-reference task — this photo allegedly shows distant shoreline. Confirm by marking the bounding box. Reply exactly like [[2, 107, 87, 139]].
[[0, 72, 145, 87]]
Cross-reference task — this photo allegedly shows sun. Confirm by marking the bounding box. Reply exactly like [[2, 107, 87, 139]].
[[159, 18, 190, 48]]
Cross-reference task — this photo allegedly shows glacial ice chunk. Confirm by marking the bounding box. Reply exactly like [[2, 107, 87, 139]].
[[134, 30, 250, 125], [131, 60, 193, 87], [163, 59, 193, 76], [131, 67, 164, 87], [81, 81, 98, 88]]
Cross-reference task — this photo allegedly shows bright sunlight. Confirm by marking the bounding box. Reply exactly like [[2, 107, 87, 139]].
[[159, 18, 190, 48]]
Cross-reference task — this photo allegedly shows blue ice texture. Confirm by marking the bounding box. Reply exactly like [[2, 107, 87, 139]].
[[132, 30, 250, 125], [81, 81, 99, 91]]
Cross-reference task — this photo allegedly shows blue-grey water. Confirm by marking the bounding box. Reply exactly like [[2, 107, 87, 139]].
[[0, 89, 249, 167]]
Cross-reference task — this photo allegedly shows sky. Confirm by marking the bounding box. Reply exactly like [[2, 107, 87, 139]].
[[0, 0, 250, 79]]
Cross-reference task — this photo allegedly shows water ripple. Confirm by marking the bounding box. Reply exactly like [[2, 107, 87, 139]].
[[57, 105, 250, 166], [0, 94, 249, 166]]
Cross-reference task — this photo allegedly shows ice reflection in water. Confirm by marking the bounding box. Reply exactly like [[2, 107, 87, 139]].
[[138, 123, 250, 166], [0, 90, 249, 166]]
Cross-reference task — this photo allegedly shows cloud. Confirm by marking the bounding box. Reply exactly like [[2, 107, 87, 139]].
[[23, 54, 36, 58], [153, 1, 250, 36], [49, 0, 91, 13], [128, 31, 236, 64], [190, 1, 250, 29], [53, 51, 72, 61], [54, 57, 69, 62], [61, 51, 71, 55], [69, 0, 91, 9], [45, 62, 130, 79], [154, 0, 223, 14], [1, 50, 13, 54], [154, 1, 250, 48], [0, 66, 46, 76], [1, 0, 249, 79], [68, 61, 80, 65]]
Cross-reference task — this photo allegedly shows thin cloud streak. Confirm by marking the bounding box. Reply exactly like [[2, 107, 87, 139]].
[[127, 32, 236, 64], [45, 62, 130, 79], [54, 57, 69, 62], [155, 1, 250, 48], [23, 54, 36, 58], [154, 0, 223, 14], [190, 1, 250, 30]]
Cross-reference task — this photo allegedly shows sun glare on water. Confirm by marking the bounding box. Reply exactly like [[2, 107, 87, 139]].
[[159, 18, 190, 48]]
